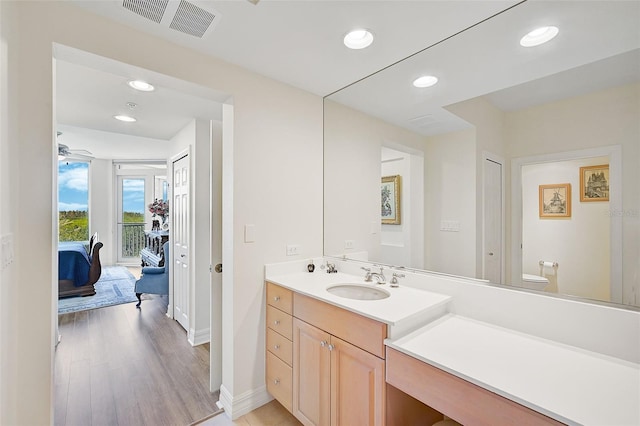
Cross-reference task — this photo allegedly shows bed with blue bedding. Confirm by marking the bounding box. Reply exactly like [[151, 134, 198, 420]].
[[58, 234, 103, 298]]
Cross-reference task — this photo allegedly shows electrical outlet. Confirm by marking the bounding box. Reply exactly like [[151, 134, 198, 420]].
[[286, 244, 300, 256], [345, 240, 355, 249]]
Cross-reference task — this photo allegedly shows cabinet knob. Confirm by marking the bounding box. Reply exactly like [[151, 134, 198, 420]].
[[274, 320, 280, 326], [328, 344, 335, 351], [320, 340, 327, 347], [274, 344, 280, 350], [274, 296, 281, 302], [274, 379, 280, 385]]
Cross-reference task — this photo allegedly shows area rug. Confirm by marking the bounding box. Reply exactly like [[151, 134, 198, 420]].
[[58, 266, 138, 314]]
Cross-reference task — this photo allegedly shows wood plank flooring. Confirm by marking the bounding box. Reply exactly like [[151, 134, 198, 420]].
[[195, 400, 301, 426], [55, 292, 220, 426]]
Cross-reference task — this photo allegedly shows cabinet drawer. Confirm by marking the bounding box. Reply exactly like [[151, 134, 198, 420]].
[[266, 351, 293, 412], [267, 305, 293, 340], [266, 282, 293, 314], [294, 293, 387, 358], [267, 328, 293, 366]]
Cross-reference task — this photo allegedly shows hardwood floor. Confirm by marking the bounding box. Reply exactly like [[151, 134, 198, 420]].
[[55, 293, 220, 426], [195, 400, 301, 426]]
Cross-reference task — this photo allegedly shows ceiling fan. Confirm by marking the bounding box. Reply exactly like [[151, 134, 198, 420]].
[[57, 132, 94, 161]]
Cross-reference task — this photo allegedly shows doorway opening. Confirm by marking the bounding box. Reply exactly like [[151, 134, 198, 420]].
[[511, 146, 622, 303], [53, 44, 228, 404]]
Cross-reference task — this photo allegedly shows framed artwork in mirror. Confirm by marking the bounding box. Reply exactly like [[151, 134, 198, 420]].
[[382, 175, 401, 225], [539, 183, 571, 218], [580, 164, 609, 202]]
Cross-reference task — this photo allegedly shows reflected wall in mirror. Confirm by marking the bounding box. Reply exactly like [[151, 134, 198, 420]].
[[323, 0, 639, 307]]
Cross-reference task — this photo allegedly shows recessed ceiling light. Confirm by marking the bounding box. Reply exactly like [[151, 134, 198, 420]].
[[114, 115, 137, 122], [413, 75, 439, 88], [128, 80, 155, 92], [344, 29, 374, 50], [520, 26, 559, 47]]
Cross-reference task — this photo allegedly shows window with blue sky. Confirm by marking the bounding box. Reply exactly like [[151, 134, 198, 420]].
[[58, 162, 89, 241]]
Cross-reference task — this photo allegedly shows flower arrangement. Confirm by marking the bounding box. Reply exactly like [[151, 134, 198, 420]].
[[148, 198, 169, 219]]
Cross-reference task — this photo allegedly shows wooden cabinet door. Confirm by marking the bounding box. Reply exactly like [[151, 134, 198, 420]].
[[293, 318, 331, 426], [330, 336, 385, 426]]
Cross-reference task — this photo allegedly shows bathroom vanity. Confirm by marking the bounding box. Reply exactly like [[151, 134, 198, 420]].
[[265, 259, 640, 426]]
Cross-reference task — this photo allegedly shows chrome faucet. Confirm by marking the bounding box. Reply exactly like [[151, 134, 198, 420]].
[[363, 266, 386, 284], [326, 262, 337, 274]]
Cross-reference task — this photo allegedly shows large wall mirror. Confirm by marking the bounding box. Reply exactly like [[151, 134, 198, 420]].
[[324, 0, 639, 308]]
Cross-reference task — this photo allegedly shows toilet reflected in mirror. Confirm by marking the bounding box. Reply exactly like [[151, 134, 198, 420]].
[[521, 273, 550, 291], [521, 261, 558, 293]]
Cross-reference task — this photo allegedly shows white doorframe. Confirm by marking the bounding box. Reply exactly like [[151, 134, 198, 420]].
[[511, 145, 623, 303], [482, 151, 505, 284], [209, 119, 223, 392]]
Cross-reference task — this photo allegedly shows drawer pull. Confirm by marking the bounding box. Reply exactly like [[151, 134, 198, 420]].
[[274, 296, 281, 302], [274, 379, 280, 385], [274, 344, 280, 350], [274, 320, 280, 326]]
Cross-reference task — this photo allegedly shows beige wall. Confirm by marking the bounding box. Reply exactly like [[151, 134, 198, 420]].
[[446, 97, 507, 278], [89, 159, 115, 265], [1, 1, 323, 423], [522, 158, 611, 300], [425, 128, 477, 277], [0, 1, 18, 423], [324, 100, 426, 263]]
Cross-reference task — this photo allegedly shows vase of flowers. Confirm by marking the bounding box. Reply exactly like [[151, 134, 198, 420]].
[[148, 199, 169, 229]]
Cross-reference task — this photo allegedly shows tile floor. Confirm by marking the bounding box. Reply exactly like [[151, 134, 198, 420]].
[[196, 400, 301, 426]]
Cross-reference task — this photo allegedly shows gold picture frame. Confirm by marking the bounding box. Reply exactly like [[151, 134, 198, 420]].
[[539, 183, 571, 218], [580, 164, 609, 202], [381, 175, 401, 225]]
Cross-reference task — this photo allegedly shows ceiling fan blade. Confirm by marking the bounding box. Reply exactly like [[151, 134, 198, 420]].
[[60, 152, 94, 161]]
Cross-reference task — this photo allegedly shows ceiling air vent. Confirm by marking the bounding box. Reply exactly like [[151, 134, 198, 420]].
[[408, 114, 437, 128], [169, 0, 216, 38], [122, 0, 169, 24]]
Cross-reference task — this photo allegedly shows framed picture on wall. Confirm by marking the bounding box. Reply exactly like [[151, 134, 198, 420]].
[[381, 175, 401, 225], [580, 164, 609, 202], [539, 183, 571, 218]]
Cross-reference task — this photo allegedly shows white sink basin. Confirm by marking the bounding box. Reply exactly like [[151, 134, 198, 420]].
[[326, 284, 390, 300]]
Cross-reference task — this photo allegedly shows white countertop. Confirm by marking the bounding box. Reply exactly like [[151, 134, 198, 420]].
[[387, 314, 640, 426], [265, 271, 451, 328]]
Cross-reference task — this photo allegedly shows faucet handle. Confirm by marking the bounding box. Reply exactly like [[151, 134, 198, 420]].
[[361, 266, 372, 281], [390, 272, 405, 288]]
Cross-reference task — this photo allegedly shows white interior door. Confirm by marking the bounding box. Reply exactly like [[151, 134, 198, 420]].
[[483, 157, 503, 283], [173, 154, 190, 331]]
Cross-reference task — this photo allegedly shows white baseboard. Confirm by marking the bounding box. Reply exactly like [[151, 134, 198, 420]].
[[188, 327, 210, 346], [218, 384, 273, 420]]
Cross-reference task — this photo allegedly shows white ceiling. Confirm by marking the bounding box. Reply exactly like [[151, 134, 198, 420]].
[[56, 0, 640, 158], [328, 0, 640, 136]]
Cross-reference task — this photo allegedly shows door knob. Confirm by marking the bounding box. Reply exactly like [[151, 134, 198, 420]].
[[214, 263, 222, 273]]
